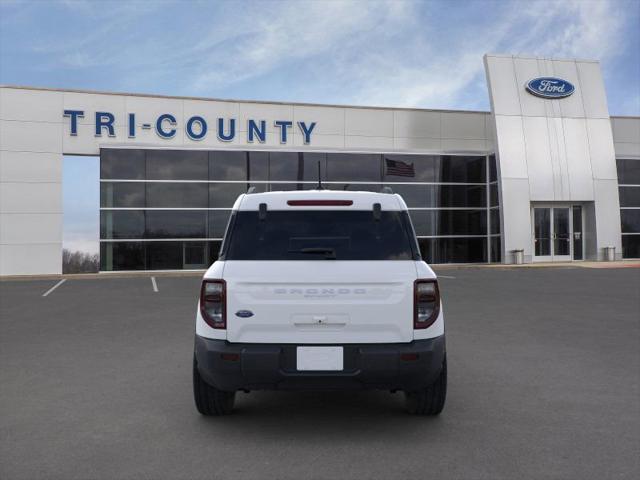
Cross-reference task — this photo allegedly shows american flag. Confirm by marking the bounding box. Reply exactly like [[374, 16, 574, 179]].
[[385, 158, 415, 177]]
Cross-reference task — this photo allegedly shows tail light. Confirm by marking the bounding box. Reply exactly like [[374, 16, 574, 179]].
[[200, 279, 226, 329], [414, 279, 440, 329]]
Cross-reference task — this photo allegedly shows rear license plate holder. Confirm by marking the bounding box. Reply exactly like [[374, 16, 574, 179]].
[[296, 346, 343, 371]]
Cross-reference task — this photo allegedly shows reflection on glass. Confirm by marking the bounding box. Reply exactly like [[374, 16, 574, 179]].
[[621, 210, 640, 233], [146, 211, 207, 238], [146, 150, 208, 180], [622, 235, 640, 258], [100, 149, 145, 179], [553, 208, 570, 256], [409, 210, 487, 236], [616, 159, 640, 185], [327, 154, 381, 182], [417, 237, 487, 263], [146, 183, 208, 208], [534, 208, 551, 256], [100, 211, 145, 239], [100, 242, 145, 270], [100, 183, 145, 208], [208, 210, 232, 238], [572, 206, 583, 260]]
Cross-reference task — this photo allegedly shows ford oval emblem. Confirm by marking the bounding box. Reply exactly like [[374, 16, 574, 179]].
[[235, 310, 254, 318], [526, 77, 575, 99]]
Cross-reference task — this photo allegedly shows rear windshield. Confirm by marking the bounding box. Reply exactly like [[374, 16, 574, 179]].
[[222, 210, 419, 261]]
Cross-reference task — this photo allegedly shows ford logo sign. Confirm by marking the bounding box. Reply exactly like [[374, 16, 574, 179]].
[[526, 77, 575, 99], [235, 310, 254, 318]]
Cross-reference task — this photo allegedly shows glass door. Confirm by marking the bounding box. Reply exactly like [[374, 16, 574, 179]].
[[532, 205, 583, 262], [552, 207, 571, 261], [534, 207, 552, 261], [183, 242, 208, 269]]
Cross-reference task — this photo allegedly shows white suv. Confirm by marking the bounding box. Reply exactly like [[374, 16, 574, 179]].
[[193, 189, 446, 415]]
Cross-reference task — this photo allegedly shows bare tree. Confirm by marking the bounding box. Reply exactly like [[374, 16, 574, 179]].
[[62, 249, 99, 274]]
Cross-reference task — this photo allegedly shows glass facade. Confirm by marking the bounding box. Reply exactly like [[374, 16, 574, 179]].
[[100, 149, 502, 270], [617, 158, 640, 258]]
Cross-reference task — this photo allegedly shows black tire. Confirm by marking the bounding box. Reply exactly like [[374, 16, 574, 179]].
[[193, 355, 236, 416], [404, 355, 447, 415]]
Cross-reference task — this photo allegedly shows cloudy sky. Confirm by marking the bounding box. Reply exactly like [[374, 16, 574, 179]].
[[1, 0, 639, 253]]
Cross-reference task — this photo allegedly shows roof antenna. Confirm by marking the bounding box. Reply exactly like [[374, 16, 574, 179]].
[[317, 160, 324, 190]]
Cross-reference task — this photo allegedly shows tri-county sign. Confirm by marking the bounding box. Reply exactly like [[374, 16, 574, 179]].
[[525, 77, 575, 99], [62, 110, 317, 144]]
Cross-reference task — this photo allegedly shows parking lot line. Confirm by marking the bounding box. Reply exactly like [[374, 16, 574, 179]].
[[151, 276, 158, 292], [42, 279, 66, 297], [437, 275, 456, 279]]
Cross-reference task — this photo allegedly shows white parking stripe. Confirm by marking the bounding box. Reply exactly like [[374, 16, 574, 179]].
[[42, 279, 66, 297], [438, 275, 456, 279], [151, 276, 158, 292]]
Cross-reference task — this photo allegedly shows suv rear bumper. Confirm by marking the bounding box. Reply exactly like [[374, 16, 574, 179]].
[[194, 335, 445, 392]]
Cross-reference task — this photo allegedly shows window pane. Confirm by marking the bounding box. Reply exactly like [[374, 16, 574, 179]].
[[327, 153, 381, 182], [490, 184, 499, 206], [146, 150, 208, 180], [269, 152, 302, 181], [418, 237, 488, 263], [210, 150, 247, 181], [100, 149, 145, 179], [383, 155, 437, 182], [209, 183, 257, 207], [248, 152, 269, 181], [100, 211, 145, 239], [146, 210, 207, 238], [208, 240, 223, 265], [409, 210, 487, 236], [490, 209, 501, 234], [490, 236, 501, 262], [617, 159, 640, 184], [326, 183, 381, 192], [489, 155, 497, 182], [384, 184, 486, 208], [208, 210, 232, 238], [146, 183, 208, 208], [621, 210, 640, 233], [622, 235, 640, 258], [100, 242, 145, 270], [619, 186, 640, 207], [100, 182, 145, 208], [146, 241, 184, 270], [301, 153, 327, 182], [438, 156, 486, 183]]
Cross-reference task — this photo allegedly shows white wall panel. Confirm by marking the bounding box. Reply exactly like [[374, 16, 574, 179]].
[[587, 119, 619, 179], [441, 112, 486, 139], [500, 178, 533, 262], [0, 213, 62, 244], [562, 118, 594, 200], [484, 55, 521, 116], [345, 108, 393, 137], [292, 133, 345, 149], [0, 151, 62, 182], [0, 243, 61, 275], [494, 115, 528, 178], [393, 110, 440, 139], [294, 106, 344, 136], [393, 137, 441, 151], [0, 182, 61, 213], [552, 60, 586, 118], [513, 57, 546, 117], [611, 117, 640, 143], [0, 88, 63, 122], [522, 116, 554, 200], [593, 179, 622, 259], [344, 135, 394, 150], [441, 138, 488, 152], [0, 120, 63, 153], [576, 62, 609, 119]]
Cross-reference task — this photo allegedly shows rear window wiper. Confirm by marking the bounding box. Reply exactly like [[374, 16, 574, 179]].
[[288, 247, 337, 259]]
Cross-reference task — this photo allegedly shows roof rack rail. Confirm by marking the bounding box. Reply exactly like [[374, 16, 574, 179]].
[[380, 186, 394, 194], [247, 186, 257, 194]]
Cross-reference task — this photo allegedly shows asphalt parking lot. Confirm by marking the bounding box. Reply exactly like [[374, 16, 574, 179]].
[[1, 266, 639, 480]]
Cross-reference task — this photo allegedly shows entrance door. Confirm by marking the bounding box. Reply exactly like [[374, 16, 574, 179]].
[[532, 205, 582, 262]]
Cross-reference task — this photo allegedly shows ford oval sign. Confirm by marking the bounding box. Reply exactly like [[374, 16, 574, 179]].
[[526, 77, 575, 99], [235, 310, 254, 318]]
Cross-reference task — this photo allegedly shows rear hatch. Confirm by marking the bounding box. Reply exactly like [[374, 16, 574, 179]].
[[220, 202, 421, 344], [224, 260, 417, 343]]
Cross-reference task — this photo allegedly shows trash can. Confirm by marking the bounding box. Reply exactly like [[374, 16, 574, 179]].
[[513, 249, 524, 265], [604, 246, 616, 262]]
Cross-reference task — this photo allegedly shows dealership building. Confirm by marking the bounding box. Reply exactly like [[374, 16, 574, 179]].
[[0, 54, 639, 275]]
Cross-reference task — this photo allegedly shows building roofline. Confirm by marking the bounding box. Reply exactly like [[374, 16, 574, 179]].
[[0, 84, 490, 115]]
